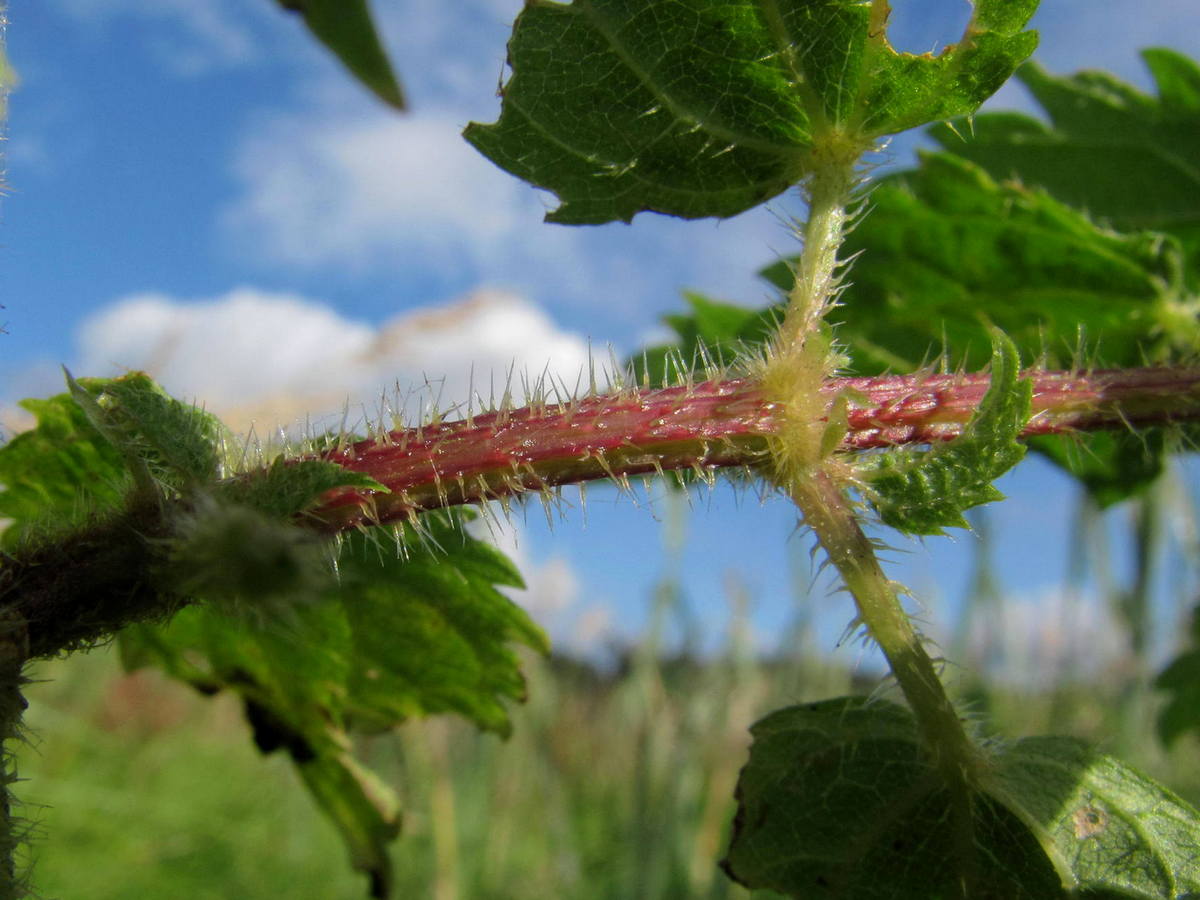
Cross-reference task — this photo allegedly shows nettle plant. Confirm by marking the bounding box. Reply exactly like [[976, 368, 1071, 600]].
[[2, 0, 1200, 897]]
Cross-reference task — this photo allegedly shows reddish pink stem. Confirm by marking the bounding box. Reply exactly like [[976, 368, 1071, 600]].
[[309, 367, 1200, 530]]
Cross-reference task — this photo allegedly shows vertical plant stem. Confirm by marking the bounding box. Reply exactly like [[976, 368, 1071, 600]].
[[774, 152, 857, 355], [0, 612, 27, 900], [764, 150, 981, 815], [789, 473, 979, 778]]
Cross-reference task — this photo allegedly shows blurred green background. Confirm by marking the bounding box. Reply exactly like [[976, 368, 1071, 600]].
[[14, 511, 1200, 900]]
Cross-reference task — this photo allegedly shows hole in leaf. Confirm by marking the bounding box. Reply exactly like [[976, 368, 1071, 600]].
[[885, 0, 973, 56]]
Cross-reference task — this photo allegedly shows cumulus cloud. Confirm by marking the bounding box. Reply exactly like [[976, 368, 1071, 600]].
[[47, 0, 271, 74], [70, 284, 600, 647], [75, 286, 592, 434], [224, 114, 552, 276]]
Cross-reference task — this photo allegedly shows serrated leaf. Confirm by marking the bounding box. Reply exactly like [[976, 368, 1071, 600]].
[[465, 0, 1037, 224], [927, 49, 1200, 268], [860, 333, 1030, 535], [0, 392, 129, 548], [761, 153, 1195, 374], [722, 698, 1063, 898], [66, 370, 228, 494], [118, 510, 545, 897], [724, 698, 1200, 899], [215, 456, 387, 520], [760, 151, 1195, 504], [276, 0, 405, 110], [335, 523, 546, 735]]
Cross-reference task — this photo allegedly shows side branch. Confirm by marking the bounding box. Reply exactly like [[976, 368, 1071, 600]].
[[2, 366, 1195, 660], [311, 366, 1200, 529]]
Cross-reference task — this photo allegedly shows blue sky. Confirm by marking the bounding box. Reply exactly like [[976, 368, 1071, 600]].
[[2, 0, 1198, 674]]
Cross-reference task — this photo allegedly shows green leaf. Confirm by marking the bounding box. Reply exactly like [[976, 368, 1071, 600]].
[[65, 370, 228, 494], [119, 511, 546, 895], [990, 737, 1200, 899], [722, 698, 1063, 898], [630, 291, 778, 386], [761, 151, 1195, 504], [859, 333, 1030, 535], [465, 0, 1037, 224], [0, 391, 129, 548], [215, 456, 387, 520], [1155, 603, 1200, 747], [294, 751, 401, 900], [927, 49, 1200, 269], [276, 0, 405, 110], [723, 698, 1200, 899], [334, 520, 546, 735], [762, 153, 1195, 374]]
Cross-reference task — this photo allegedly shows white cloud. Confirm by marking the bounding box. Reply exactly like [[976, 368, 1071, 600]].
[[224, 114, 549, 276], [48, 0, 268, 74], [74, 285, 592, 435], [220, 97, 792, 329]]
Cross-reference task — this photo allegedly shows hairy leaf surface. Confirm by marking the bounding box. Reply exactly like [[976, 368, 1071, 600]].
[[860, 333, 1029, 535], [465, 0, 1037, 224], [0, 390, 128, 548], [724, 699, 1200, 898], [215, 456, 386, 520], [119, 512, 546, 895], [66, 370, 228, 493], [928, 49, 1200, 270]]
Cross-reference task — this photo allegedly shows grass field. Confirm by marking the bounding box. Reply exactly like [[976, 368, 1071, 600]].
[[13, 604, 1199, 900]]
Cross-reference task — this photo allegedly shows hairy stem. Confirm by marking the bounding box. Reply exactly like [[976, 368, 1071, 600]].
[[308, 366, 1200, 528], [2, 367, 1198, 659], [762, 153, 981, 879], [788, 469, 981, 774], [0, 610, 26, 900]]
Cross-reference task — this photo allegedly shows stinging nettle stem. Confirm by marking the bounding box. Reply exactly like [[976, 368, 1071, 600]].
[[308, 366, 1200, 530], [2, 366, 1198, 661]]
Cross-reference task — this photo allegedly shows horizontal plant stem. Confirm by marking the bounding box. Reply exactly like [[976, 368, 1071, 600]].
[[4, 366, 1196, 660], [309, 366, 1200, 529]]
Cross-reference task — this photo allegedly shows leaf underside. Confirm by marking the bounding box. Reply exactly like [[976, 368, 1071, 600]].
[[928, 48, 1200, 271], [465, 0, 1037, 224], [275, 0, 406, 110], [860, 332, 1030, 535], [723, 699, 1200, 899], [119, 514, 547, 895], [639, 141, 1197, 505]]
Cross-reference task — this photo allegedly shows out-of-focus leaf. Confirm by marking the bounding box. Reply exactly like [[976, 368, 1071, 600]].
[[630, 292, 777, 387], [861, 333, 1030, 535], [465, 0, 1036, 224], [723, 698, 1200, 898], [0, 391, 128, 549], [294, 752, 401, 900], [119, 511, 545, 897], [276, 0, 405, 110], [1156, 604, 1200, 748], [927, 49, 1200, 270]]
